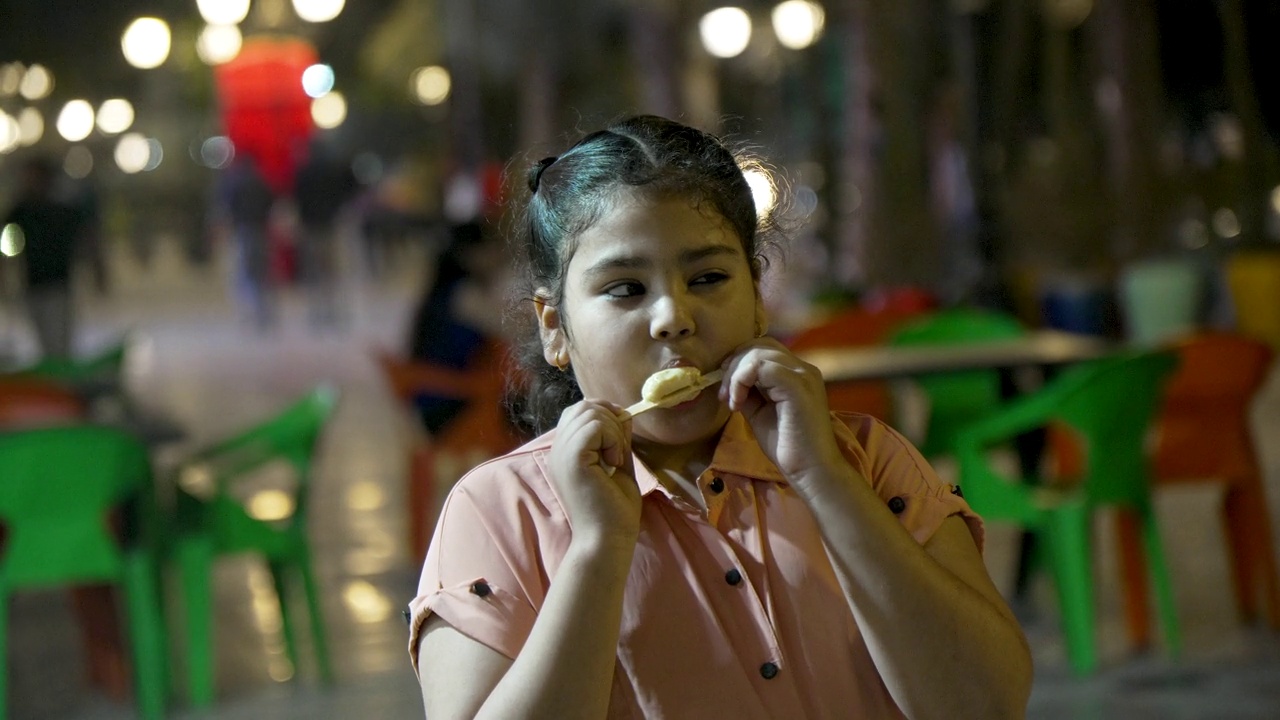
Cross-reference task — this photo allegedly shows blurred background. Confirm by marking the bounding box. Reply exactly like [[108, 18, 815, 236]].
[[2, 1, 1280, 718]]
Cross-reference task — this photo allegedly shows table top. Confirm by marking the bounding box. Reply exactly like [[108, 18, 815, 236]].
[[796, 330, 1114, 383]]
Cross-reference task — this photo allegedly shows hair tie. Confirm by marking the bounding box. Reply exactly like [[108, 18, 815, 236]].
[[528, 156, 558, 193]]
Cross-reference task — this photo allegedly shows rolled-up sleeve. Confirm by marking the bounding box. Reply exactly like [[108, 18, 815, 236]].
[[407, 467, 553, 676], [833, 413, 985, 552]]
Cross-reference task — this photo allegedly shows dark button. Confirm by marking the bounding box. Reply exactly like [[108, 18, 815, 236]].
[[708, 476, 725, 494], [888, 496, 906, 514], [470, 581, 492, 597], [402, 609, 412, 626], [760, 661, 779, 679], [951, 484, 964, 498], [725, 568, 743, 586]]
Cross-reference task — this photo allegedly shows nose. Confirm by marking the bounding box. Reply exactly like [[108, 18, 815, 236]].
[[650, 292, 695, 340]]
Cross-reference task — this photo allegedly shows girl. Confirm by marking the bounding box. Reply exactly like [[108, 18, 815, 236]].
[[408, 115, 1032, 719]]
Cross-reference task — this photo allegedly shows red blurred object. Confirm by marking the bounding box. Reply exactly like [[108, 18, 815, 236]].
[[214, 36, 317, 195]]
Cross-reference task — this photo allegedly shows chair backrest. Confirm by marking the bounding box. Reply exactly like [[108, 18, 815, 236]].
[[1118, 258, 1202, 345], [889, 308, 1026, 455], [0, 377, 86, 428], [1053, 351, 1179, 507], [1225, 250, 1280, 349], [187, 386, 337, 509], [0, 425, 153, 588], [17, 337, 128, 386], [1154, 332, 1274, 480], [788, 304, 931, 420]]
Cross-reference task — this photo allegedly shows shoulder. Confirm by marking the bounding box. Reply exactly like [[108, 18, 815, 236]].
[[828, 411, 945, 496], [443, 430, 566, 525]]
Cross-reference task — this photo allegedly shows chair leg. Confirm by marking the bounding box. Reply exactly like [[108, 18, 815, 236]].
[[268, 560, 300, 677], [1, 589, 9, 720], [1115, 509, 1152, 650], [1046, 505, 1097, 675], [178, 535, 216, 707], [298, 552, 333, 684], [1138, 503, 1181, 659], [1223, 480, 1280, 629], [123, 553, 167, 720]]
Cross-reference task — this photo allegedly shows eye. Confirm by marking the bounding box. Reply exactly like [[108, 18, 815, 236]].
[[604, 281, 644, 298], [691, 271, 729, 287]]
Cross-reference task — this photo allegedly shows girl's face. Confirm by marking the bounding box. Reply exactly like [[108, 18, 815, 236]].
[[537, 193, 765, 446]]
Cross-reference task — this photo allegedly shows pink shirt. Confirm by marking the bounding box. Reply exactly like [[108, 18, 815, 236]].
[[409, 412, 983, 718]]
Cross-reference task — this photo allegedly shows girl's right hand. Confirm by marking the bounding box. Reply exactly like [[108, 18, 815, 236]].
[[547, 400, 641, 552]]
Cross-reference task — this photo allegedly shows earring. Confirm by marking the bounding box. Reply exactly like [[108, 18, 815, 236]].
[[553, 351, 570, 372]]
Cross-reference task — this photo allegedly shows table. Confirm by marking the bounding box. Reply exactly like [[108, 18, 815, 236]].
[[795, 329, 1113, 382]]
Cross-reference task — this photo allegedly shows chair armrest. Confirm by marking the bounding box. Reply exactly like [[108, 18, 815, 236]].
[[953, 384, 1062, 450]]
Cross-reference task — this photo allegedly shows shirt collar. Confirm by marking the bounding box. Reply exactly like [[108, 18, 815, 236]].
[[631, 413, 787, 498]]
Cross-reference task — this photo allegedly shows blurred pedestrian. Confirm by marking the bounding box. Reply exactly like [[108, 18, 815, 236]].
[[2, 156, 85, 358], [217, 155, 278, 329], [404, 221, 510, 434], [293, 140, 357, 329]]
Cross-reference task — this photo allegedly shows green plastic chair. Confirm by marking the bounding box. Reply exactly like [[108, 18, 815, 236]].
[[888, 308, 1026, 457], [172, 386, 337, 707], [0, 425, 167, 719], [953, 351, 1181, 674], [12, 337, 128, 388]]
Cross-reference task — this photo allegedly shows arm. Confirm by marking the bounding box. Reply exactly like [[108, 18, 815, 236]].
[[721, 338, 1032, 720], [418, 537, 634, 719], [416, 400, 640, 719]]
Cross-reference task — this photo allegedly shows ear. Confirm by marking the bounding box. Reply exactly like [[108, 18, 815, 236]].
[[534, 292, 568, 367], [754, 294, 769, 338]]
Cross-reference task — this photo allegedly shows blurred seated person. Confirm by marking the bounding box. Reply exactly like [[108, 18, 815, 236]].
[[404, 222, 510, 435]]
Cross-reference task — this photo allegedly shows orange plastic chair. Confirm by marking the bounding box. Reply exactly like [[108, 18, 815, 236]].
[[1117, 332, 1279, 647], [0, 377, 86, 427], [376, 340, 527, 566], [786, 303, 931, 421]]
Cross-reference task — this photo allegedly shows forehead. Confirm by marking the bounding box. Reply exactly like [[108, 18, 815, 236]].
[[569, 194, 745, 267]]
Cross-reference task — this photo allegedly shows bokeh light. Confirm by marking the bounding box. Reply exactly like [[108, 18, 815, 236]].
[[122, 17, 172, 69], [17, 108, 43, 145], [0, 63, 21, 96], [302, 64, 335, 98], [700, 7, 753, 59], [197, 0, 250, 25], [115, 132, 152, 173], [64, 146, 94, 179], [293, 0, 345, 23], [743, 166, 778, 217], [311, 91, 347, 129], [18, 63, 53, 100], [198, 24, 243, 65], [1, 223, 25, 257], [200, 136, 236, 169], [411, 65, 451, 105], [0, 113, 19, 154], [772, 1, 825, 50], [56, 100, 95, 142], [97, 98, 135, 134]]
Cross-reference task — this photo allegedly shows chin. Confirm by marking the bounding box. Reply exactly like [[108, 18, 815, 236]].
[[632, 397, 729, 445]]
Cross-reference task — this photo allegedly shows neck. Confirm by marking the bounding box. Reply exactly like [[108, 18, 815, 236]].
[[633, 431, 722, 510]]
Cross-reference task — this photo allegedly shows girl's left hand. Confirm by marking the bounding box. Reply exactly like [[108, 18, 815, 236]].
[[718, 338, 846, 487]]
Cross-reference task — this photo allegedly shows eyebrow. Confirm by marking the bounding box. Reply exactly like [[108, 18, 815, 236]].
[[581, 243, 743, 280]]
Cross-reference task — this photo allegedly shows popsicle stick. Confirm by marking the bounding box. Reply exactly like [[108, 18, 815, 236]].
[[619, 369, 724, 420]]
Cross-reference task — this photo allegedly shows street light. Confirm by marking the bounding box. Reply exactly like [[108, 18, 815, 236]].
[[197, 0, 251, 25], [292, 0, 345, 23], [771, 0, 825, 50], [122, 17, 172, 69], [56, 99, 95, 142], [97, 99, 135, 134], [198, 24, 244, 65], [700, 7, 753, 59]]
